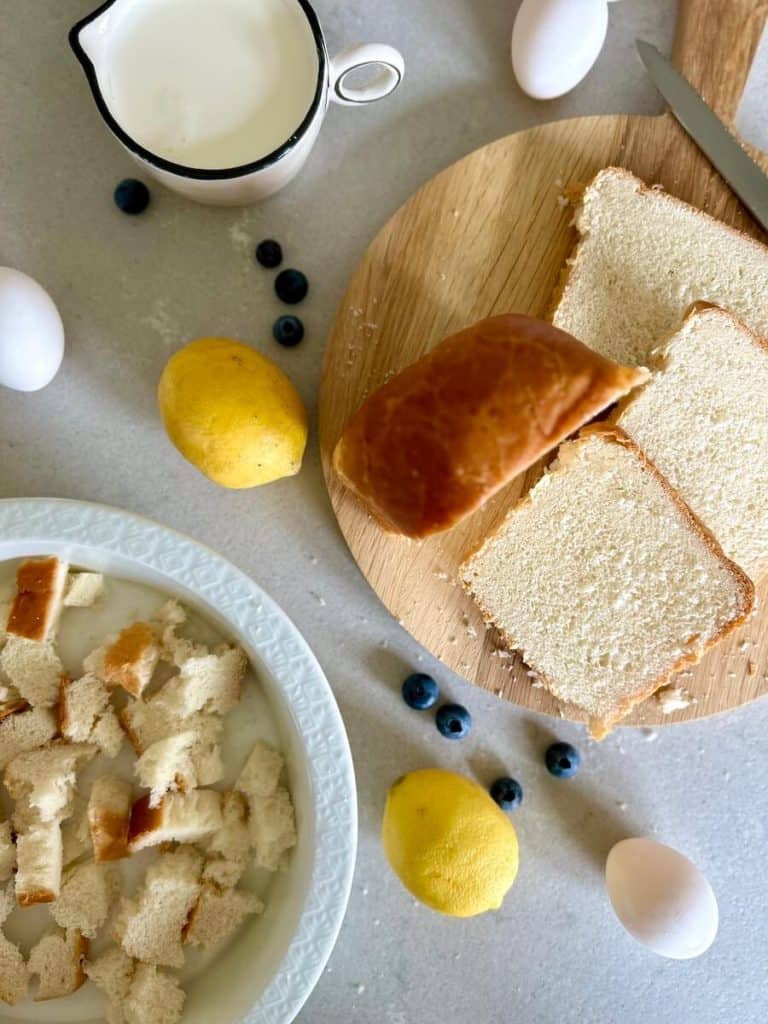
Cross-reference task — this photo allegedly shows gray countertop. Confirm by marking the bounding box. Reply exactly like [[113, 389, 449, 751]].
[[2, 3, 767, 1023]]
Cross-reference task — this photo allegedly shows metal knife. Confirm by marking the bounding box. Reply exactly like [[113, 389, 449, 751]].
[[637, 39, 768, 233]]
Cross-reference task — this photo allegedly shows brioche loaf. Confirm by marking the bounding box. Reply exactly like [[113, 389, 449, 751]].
[[333, 314, 647, 538], [552, 167, 768, 366], [461, 426, 754, 738], [615, 304, 768, 580]]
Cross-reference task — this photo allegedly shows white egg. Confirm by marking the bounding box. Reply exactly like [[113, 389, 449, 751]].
[[511, 0, 609, 100], [0, 267, 65, 392], [606, 838, 718, 960]]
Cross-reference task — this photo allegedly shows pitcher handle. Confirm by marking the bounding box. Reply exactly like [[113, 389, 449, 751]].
[[329, 44, 404, 107]]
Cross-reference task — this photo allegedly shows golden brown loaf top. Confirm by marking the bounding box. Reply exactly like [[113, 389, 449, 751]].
[[332, 314, 648, 538]]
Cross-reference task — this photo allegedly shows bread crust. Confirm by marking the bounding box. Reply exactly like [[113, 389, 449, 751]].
[[6, 557, 65, 643], [461, 424, 754, 739], [103, 623, 157, 697], [333, 313, 647, 539]]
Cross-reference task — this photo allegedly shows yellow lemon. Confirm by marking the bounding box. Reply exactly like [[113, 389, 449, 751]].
[[382, 769, 519, 918], [158, 337, 308, 488]]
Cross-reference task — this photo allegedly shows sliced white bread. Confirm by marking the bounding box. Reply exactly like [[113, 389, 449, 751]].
[[59, 673, 124, 757], [0, 701, 58, 770], [249, 788, 297, 871], [552, 167, 768, 367], [461, 426, 754, 738], [15, 821, 63, 905], [615, 304, 768, 580], [85, 945, 135, 1024], [114, 846, 202, 968], [124, 964, 185, 1024], [5, 741, 97, 823], [0, 884, 28, 1005], [202, 790, 251, 888], [85, 622, 160, 698], [6, 556, 68, 643], [88, 776, 133, 862], [184, 881, 263, 949], [0, 636, 63, 707], [51, 861, 120, 938], [63, 571, 105, 608], [28, 927, 88, 1001], [128, 790, 223, 853], [0, 821, 15, 882]]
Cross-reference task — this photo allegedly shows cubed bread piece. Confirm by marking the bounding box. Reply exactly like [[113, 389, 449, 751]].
[[91, 707, 125, 758], [202, 791, 250, 888], [114, 847, 202, 968], [236, 740, 284, 799], [52, 861, 120, 938], [129, 791, 223, 853], [184, 881, 263, 949], [0, 636, 63, 707], [28, 927, 88, 1001], [124, 964, 185, 1024], [0, 821, 15, 882], [0, 701, 58, 770], [59, 672, 109, 741], [461, 426, 754, 738], [86, 622, 159, 698], [61, 800, 92, 867], [135, 731, 197, 807], [5, 742, 97, 822], [85, 945, 135, 1024], [167, 646, 247, 717], [249, 787, 297, 871], [6, 557, 68, 642], [0, 884, 28, 1005], [63, 571, 105, 608], [15, 821, 63, 905], [156, 600, 206, 667], [89, 776, 133, 862]]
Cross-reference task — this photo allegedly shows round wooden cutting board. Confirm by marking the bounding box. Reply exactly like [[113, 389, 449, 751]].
[[319, 0, 768, 730]]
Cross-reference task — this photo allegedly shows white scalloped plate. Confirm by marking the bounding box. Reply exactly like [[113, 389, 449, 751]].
[[0, 498, 357, 1024]]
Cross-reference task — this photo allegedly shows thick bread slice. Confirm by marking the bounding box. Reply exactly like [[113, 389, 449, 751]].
[[461, 426, 754, 738], [5, 742, 97, 823], [0, 636, 63, 707], [552, 167, 768, 367], [0, 821, 15, 882], [88, 776, 133, 862], [63, 572, 105, 608], [615, 304, 768, 580], [28, 927, 88, 1001], [333, 313, 648, 538], [85, 622, 159, 698], [128, 790, 223, 853], [0, 884, 28, 1005], [85, 945, 135, 1024], [183, 881, 263, 949], [124, 964, 185, 1024], [0, 702, 58, 770], [15, 821, 63, 905], [114, 846, 202, 968], [51, 861, 120, 938], [6, 557, 68, 642]]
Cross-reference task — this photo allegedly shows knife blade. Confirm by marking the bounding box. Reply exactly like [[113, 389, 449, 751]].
[[637, 39, 768, 233]]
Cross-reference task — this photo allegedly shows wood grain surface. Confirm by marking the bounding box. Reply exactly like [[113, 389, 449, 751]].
[[318, 0, 768, 731]]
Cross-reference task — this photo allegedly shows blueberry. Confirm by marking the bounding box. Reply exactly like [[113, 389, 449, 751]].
[[401, 673, 439, 710], [273, 315, 304, 347], [545, 741, 581, 779], [256, 239, 283, 269], [275, 268, 308, 305], [490, 777, 523, 810], [435, 703, 472, 740], [114, 179, 150, 215]]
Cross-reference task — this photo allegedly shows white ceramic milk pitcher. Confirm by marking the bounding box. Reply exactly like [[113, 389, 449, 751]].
[[70, 0, 404, 205]]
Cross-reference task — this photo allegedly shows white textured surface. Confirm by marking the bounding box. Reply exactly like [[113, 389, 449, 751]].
[[1, 3, 768, 1023]]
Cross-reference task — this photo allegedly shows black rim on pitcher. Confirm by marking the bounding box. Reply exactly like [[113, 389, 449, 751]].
[[69, 0, 328, 181]]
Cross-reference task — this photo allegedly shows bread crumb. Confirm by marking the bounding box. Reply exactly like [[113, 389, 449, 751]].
[[655, 685, 697, 713]]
